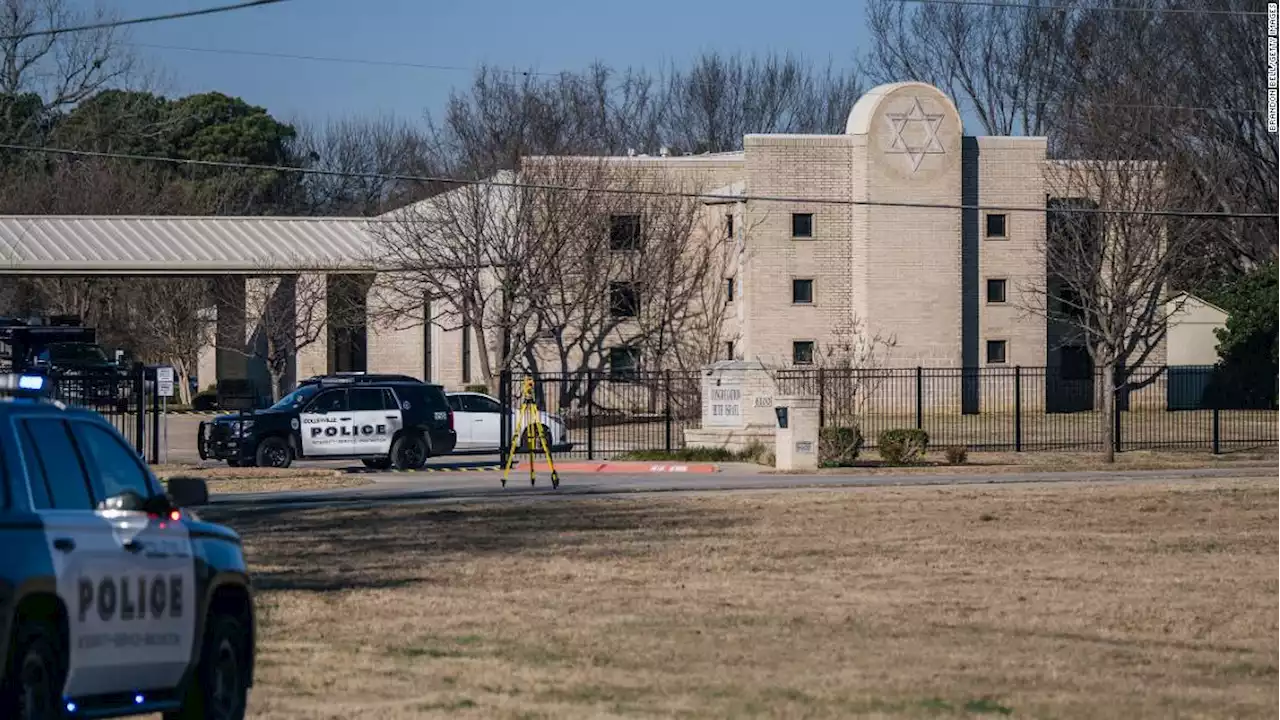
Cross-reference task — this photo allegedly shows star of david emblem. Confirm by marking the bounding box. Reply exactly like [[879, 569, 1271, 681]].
[[884, 97, 946, 172]]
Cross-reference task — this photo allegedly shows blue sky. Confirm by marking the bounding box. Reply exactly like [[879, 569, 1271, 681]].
[[122, 0, 872, 127]]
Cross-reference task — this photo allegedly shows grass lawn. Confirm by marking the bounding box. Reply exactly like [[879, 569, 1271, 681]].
[[209, 476, 1276, 719]]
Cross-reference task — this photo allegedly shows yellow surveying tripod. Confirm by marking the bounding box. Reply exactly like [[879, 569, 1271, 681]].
[[501, 376, 560, 489]]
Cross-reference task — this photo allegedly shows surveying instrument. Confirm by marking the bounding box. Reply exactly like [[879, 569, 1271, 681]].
[[501, 376, 560, 489]]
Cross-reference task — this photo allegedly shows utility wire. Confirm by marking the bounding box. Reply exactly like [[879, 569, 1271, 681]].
[[0, 142, 1272, 220], [0, 0, 293, 42], [898, 0, 1267, 15]]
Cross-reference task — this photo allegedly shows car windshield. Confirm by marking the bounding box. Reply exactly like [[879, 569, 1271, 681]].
[[271, 384, 320, 410], [48, 343, 109, 363]]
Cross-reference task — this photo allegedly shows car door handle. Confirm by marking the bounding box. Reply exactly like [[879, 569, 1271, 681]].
[[53, 537, 76, 553]]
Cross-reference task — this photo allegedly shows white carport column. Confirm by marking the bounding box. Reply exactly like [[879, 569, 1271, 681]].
[[213, 276, 247, 387], [294, 272, 328, 381]]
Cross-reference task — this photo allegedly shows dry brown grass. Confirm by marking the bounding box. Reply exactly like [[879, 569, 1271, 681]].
[[202, 477, 1276, 719], [151, 464, 372, 494]]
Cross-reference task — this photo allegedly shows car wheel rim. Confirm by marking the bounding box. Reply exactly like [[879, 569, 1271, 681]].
[[210, 639, 241, 719], [266, 446, 288, 467], [19, 652, 51, 720]]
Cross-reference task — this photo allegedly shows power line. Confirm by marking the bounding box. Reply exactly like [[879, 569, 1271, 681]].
[[0, 0, 293, 42], [128, 43, 562, 77], [0, 142, 1272, 220], [898, 0, 1267, 15]]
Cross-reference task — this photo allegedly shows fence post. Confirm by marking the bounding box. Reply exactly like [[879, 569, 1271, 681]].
[[586, 373, 596, 461], [915, 366, 924, 430], [1113, 387, 1123, 454], [664, 370, 673, 452], [133, 363, 145, 457], [498, 370, 510, 455], [150, 369, 161, 464], [1211, 406, 1221, 454], [817, 367, 826, 428], [1014, 366, 1023, 452]]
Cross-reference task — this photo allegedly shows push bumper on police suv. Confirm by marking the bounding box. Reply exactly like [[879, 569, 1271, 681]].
[[198, 413, 256, 463]]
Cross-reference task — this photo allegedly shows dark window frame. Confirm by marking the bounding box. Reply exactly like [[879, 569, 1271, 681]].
[[792, 341, 816, 366], [609, 282, 642, 318], [610, 214, 643, 251], [792, 278, 814, 305], [791, 213, 814, 239], [986, 339, 1008, 364], [985, 213, 1008, 239], [986, 278, 1008, 304]]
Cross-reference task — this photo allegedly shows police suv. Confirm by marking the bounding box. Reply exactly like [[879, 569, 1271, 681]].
[[0, 374, 255, 720], [199, 373, 456, 470]]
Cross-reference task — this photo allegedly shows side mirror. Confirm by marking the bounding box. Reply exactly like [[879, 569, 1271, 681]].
[[167, 476, 209, 507]]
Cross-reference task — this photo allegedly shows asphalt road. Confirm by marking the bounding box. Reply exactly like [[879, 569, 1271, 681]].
[[206, 464, 1276, 513]]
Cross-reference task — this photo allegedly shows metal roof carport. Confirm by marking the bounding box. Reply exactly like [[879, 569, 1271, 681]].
[[0, 215, 388, 274]]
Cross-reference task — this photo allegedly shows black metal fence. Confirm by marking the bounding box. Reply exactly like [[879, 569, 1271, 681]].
[[776, 365, 1278, 453], [44, 365, 163, 463], [498, 370, 702, 459]]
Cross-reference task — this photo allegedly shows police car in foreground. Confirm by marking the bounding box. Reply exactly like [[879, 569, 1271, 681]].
[[0, 374, 255, 720], [199, 373, 456, 470]]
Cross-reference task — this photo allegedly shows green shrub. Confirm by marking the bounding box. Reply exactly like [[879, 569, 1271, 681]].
[[878, 428, 930, 465], [944, 445, 968, 465], [819, 426, 864, 467], [463, 384, 491, 394]]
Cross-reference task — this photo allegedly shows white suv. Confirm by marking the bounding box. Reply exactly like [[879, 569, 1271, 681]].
[[445, 392, 571, 452]]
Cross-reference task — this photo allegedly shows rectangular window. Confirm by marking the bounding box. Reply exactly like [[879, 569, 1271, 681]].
[[792, 341, 815, 365], [986, 278, 1007, 304], [609, 347, 640, 380], [610, 214, 642, 250], [986, 340, 1008, 364], [792, 279, 814, 304], [985, 213, 1007, 239], [791, 213, 814, 238], [726, 277, 735, 302], [461, 325, 472, 384], [609, 282, 641, 318], [725, 340, 735, 360], [726, 213, 735, 239]]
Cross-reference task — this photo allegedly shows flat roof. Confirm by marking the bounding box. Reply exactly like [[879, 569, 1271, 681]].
[[0, 215, 383, 274]]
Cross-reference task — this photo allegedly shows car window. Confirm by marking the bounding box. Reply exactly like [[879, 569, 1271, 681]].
[[446, 395, 463, 412], [20, 418, 93, 510], [381, 388, 400, 411], [349, 388, 385, 412], [306, 389, 348, 413], [461, 395, 502, 414], [71, 421, 155, 505], [14, 422, 52, 509]]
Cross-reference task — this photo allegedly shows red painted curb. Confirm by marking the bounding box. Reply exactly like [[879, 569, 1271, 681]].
[[508, 461, 719, 474]]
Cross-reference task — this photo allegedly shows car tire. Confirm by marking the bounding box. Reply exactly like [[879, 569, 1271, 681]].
[[1, 621, 64, 720], [390, 432, 428, 471], [165, 614, 249, 720], [254, 436, 292, 469]]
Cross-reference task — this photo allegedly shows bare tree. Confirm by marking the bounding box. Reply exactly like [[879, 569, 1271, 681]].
[[294, 115, 438, 216], [660, 51, 864, 152], [0, 0, 135, 124]]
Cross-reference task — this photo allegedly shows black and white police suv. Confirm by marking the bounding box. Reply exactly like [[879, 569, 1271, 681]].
[[0, 374, 255, 720], [198, 373, 456, 470]]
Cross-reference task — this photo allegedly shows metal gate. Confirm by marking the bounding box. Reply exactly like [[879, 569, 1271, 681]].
[[498, 370, 702, 459], [48, 365, 162, 463]]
